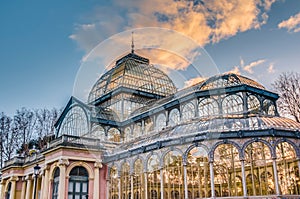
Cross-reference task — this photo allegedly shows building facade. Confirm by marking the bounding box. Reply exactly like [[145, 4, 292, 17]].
[[1, 52, 300, 199]]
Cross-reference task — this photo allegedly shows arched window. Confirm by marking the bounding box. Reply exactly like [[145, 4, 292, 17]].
[[144, 118, 154, 134], [52, 168, 60, 199], [168, 109, 180, 126], [182, 102, 195, 121], [262, 99, 276, 116], [133, 159, 144, 199], [124, 127, 132, 142], [164, 151, 183, 199], [198, 98, 219, 118], [156, 113, 166, 131], [58, 106, 88, 137], [107, 128, 121, 142], [245, 142, 274, 196], [214, 144, 242, 197], [276, 142, 300, 195], [68, 166, 89, 199], [247, 95, 260, 114], [133, 122, 142, 137], [222, 94, 243, 115], [90, 125, 106, 140], [187, 146, 210, 198], [109, 166, 119, 199], [120, 163, 131, 199], [147, 155, 160, 199]]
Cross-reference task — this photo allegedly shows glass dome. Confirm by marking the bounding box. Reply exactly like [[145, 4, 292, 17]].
[[88, 53, 177, 103]]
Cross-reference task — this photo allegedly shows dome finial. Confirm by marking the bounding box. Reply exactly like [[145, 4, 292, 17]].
[[131, 31, 134, 54]]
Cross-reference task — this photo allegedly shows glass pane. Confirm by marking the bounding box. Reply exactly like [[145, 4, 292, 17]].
[[68, 195, 73, 199], [68, 182, 73, 192], [75, 195, 80, 199], [82, 182, 88, 192], [75, 182, 81, 192]]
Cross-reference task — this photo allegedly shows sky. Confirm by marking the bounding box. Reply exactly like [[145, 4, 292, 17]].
[[0, 0, 300, 116]]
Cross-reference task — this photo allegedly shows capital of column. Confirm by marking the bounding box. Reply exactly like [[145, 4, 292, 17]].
[[58, 158, 69, 167], [94, 160, 103, 169], [0, 179, 5, 185], [9, 176, 19, 182], [25, 175, 32, 181]]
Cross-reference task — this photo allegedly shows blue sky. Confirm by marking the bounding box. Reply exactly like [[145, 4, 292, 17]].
[[1, 0, 300, 116]]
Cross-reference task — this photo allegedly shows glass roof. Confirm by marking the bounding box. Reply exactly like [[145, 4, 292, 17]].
[[111, 116, 300, 153], [88, 53, 177, 103], [129, 73, 266, 117]]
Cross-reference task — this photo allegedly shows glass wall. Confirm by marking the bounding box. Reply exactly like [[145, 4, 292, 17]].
[[276, 142, 300, 194], [187, 146, 210, 198], [244, 142, 274, 196]]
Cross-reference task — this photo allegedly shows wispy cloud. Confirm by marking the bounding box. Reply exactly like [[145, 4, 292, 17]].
[[70, 0, 277, 69], [268, 63, 275, 73], [242, 59, 266, 74], [227, 58, 267, 75], [278, 12, 300, 33], [184, 76, 206, 87], [228, 66, 241, 75]]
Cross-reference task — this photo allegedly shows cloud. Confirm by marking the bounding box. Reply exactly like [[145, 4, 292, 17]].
[[278, 12, 300, 33], [228, 66, 241, 75], [70, 0, 277, 67], [268, 63, 275, 73], [242, 59, 265, 74], [227, 58, 267, 75], [184, 76, 206, 87]]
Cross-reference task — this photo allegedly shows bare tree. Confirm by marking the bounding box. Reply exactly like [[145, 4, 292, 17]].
[[35, 108, 60, 149], [13, 108, 37, 155], [0, 112, 17, 167], [273, 72, 300, 122]]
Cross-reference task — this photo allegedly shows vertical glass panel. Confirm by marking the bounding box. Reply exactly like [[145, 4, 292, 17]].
[[147, 155, 160, 199], [109, 167, 119, 199], [182, 102, 195, 121], [58, 106, 88, 137], [198, 98, 219, 118], [90, 125, 106, 140], [156, 113, 166, 131], [144, 118, 154, 134], [68, 182, 74, 192], [214, 144, 242, 197], [262, 99, 276, 116], [108, 128, 121, 142], [75, 182, 81, 192], [276, 142, 300, 195], [245, 142, 274, 196], [222, 94, 243, 115], [163, 151, 183, 199], [134, 159, 144, 199], [124, 127, 132, 142], [168, 108, 180, 126], [82, 182, 88, 192], [187, 146, 210, 198], [247, 95, 260, 114], [121, 163, 131, 199]]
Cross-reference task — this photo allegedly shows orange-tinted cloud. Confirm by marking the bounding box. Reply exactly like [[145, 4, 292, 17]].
[[278, 12, 300, 33]]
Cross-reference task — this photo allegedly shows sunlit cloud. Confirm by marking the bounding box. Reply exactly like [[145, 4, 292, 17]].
[[242, 59, 266, 74], [278, 12, 300, 33], [228, 66, 241, 75], [69, 0, 277, 70], [268, 63, 275, 73], [184, 76, 206, 88], [227, 58, 268, 75]]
